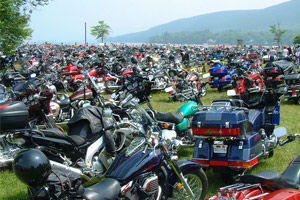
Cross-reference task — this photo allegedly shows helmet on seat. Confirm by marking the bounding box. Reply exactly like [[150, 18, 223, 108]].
[[13, 149, 51, 187]]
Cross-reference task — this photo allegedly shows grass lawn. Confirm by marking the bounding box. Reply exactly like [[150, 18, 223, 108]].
[[1, 86, 300, 199]]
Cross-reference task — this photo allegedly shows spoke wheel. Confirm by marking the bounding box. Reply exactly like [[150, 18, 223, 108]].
[[171, 168, 208, 200]]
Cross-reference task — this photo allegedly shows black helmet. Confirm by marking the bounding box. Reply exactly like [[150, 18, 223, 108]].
[[131, 56, 138, 64], [13, 149, 51, 187]]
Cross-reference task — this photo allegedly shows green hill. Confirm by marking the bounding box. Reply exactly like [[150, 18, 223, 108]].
[[108, 0, 300, 44]]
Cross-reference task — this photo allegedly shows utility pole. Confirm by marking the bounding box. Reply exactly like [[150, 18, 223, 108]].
[[85, 22, 87, 45]]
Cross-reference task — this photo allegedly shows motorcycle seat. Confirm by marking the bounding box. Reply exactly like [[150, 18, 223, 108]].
[[155, 110, 184, 124], [84, 178, 121, 200], [39, 128, 85, 146], [240, 169, 299, 190]]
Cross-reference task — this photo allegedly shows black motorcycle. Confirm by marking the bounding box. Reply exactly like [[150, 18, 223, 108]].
[[13, 97, 208, 200]]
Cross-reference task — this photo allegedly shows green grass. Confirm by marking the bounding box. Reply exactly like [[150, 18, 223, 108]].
[[1, 87, 300, 199]]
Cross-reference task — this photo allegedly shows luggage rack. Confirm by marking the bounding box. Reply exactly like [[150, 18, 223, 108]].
[[217, 183, 270, 200]]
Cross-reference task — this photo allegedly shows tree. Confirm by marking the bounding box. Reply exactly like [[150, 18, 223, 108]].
[[294, 34, 300, 45], [0, 0, 32, 54], [0, 0, 51, 54], [269, 23, 287, 46], [90, 21, 111, 43]]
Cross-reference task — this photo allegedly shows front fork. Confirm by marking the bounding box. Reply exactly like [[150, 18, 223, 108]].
[[161, 142, 195, 198], [168, 160, 195, 198]]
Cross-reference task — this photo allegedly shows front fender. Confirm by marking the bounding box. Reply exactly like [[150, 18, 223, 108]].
[[167, 160, 202, 186]]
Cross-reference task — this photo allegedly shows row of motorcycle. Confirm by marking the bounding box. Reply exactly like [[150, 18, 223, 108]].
[[0, 43, 300, 199]]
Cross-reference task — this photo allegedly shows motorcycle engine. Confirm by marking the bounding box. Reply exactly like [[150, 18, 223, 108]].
[[140, 174, 159, 195]]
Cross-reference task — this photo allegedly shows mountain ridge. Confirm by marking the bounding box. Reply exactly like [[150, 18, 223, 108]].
[[107, 0, 300, 43]]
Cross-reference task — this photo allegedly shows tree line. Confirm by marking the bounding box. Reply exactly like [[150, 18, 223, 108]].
[[149, 29, 300, 46]]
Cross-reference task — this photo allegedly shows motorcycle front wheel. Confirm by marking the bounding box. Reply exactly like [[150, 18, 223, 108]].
[[170, 168, 208, 200]]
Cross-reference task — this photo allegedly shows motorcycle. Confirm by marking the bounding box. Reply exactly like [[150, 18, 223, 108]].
[[13, 96, 208, 200], [111, 67, 202, 145], [208, 61, 236, 92], [284, 72, 300, 104], [207, 129, 300, 200], [165, 71, 209, 102], [50, 69, 105, 123], [2, 98, 142, 178], [231, 67, 264, 95], [191, 89, 284, 181]]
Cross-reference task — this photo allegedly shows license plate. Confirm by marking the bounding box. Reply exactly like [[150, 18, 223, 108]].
[[213, 145, 227, 153], [218, 192, 236, 200], [165, 86, 173, 93], [214, 77, 219, 80]]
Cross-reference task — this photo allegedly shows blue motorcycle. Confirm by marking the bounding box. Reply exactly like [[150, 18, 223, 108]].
[[191, 89, 283, 182], [208, 61, 236, 91]]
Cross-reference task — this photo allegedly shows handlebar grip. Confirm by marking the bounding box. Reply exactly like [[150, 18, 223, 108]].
[[280, 134, 296, 146]]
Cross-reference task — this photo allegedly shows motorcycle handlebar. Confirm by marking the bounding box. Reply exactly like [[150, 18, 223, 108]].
[[280, 134, 299, 146], [103, 121, 139, 132]]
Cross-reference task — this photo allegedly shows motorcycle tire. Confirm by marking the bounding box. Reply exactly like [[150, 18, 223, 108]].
[[293, 97, 300, 104], [170, 168, 208, 200]]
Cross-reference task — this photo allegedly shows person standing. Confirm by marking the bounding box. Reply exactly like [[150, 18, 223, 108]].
[[287, 44, 294, 56], [282, 46, 289, 58], [268, 47, 277, 62]]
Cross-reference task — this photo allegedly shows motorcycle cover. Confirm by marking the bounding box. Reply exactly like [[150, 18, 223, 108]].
[[270, 60, 294, 76]]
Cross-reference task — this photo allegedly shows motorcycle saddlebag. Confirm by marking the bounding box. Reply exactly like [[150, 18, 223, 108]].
[[0, 101, 29, 131], [192, 108, 248, 136], [284, 73, 300, 85]]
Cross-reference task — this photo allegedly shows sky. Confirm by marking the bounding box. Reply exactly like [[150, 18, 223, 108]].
[[28, 0, 290, 44]]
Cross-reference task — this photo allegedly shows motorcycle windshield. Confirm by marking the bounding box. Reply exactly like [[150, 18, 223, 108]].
[[125, 99, 160, 133]]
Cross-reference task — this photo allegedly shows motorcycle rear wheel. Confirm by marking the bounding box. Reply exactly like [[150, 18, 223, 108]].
[[170, 168, 208, 200]]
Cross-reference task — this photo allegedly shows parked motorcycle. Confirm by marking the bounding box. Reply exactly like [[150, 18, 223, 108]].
[[284, 72, 300, 104], [50, 69, 105, 123], [165, 71, 209, 102], [13, 97, 208, 200], [208, 61, 236, 92], [207, 129, 300, 200], [191, 89, 283, 181]]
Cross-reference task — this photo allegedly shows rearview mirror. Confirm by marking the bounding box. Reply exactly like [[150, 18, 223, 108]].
[[274, 127, 287, 138]]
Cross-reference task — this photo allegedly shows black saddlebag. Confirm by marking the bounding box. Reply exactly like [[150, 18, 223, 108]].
[[0, 101, 29, 131], [284, 73, 300, 85], [28, 166, 84, 200]]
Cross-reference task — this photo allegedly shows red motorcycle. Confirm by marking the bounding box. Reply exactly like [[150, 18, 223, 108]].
[[207, 130, 300, 200]]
